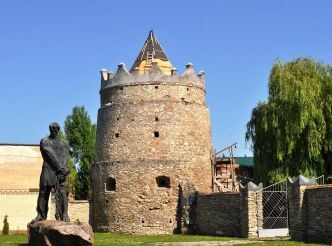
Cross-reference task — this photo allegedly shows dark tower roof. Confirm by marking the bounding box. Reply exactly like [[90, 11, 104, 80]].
[[130, 31, 172, 73]]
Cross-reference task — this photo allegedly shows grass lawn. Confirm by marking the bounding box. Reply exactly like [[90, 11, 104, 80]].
[[0, 233, 328, 245]]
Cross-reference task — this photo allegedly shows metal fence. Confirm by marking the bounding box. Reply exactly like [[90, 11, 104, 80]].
[[314, 175, 325, 185]]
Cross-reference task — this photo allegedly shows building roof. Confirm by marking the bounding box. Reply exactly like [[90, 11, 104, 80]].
[[130, 31, 173, 75], [214, 156, 254, 167], [0, 143, 39, 146], [236, 157, 254, 167]]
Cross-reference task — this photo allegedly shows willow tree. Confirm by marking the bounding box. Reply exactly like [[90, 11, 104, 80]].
[[246, 58, 332, 184]]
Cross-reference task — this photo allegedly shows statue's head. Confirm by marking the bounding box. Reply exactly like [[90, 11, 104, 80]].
[[49, 122, 60, 139]]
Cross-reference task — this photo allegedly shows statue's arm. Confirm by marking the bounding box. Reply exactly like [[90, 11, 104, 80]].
[[40, 138, 62, 171]]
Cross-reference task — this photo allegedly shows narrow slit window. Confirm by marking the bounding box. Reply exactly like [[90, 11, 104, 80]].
[[154, 131, 159, 138], [155, 116, 159, 122], [156, 176, 170, 188]]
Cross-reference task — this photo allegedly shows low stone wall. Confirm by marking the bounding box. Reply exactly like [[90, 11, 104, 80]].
[[0, 190, 90, 234], [194, 182, 262, 238], [305, 184, 332, 243], [50, 199, 91, 224], [288, 176, 332, 244], [195, 192, 241, 236]]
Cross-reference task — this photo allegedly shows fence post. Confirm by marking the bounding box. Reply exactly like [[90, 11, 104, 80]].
[[287, 175, 316, 241], [240, 182, 263, 238]]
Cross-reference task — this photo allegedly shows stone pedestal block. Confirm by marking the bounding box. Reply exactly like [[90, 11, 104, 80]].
[[27, 220, 93, 246]]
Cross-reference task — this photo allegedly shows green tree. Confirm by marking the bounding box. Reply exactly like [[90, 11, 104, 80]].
[[246, 58, 332, 184], [2, 215, 9, 235], [64, 106, 96, 199], [58, 130, 77, 196]]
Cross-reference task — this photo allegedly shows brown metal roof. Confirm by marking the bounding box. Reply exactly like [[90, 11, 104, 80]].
[[130, 31, 169, 72]]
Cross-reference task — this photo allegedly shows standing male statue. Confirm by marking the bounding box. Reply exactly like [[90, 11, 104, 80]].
[[32, 122, 70, 223]]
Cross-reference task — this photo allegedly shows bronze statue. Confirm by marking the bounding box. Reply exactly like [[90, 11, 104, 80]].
[[32, 122, 70, 223]]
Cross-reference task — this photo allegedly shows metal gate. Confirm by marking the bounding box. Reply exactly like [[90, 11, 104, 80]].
[[256, 175, 325, 237], [257, 179, 289, 238]]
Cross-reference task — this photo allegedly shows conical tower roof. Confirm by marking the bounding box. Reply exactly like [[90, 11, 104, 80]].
[[130, 31, 173, 75]]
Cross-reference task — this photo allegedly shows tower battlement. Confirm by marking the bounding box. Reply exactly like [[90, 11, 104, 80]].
[[100, 62, 206, 92]]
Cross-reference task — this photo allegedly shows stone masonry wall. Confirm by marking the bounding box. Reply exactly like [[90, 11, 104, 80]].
[[305, 185, 332, 243], [96, 85, 211, 163], [49, 199, 90, 224], [0, 190, 90, 234], [92, 159, 211, 234], [240, 183, 262, 238], [288, 176, 332, 244], [195, 192, 241, 236], [287, 179, 310, 241], [100, 84, 206, 109]]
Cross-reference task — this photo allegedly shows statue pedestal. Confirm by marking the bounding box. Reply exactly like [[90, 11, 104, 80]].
[[27, 220, 93, 246]]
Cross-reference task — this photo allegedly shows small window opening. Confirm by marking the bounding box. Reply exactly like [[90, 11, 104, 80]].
[[154, 131, 159, 138], [116, 117, 119, 121], [115, 133, 120, 138], [156, 176, 170, 188], [155, 117, 159, 122], [105, 199, 109, 204], [120, 87, 123, 90], [115, 217, 122, 224], [106, 177, 116, 191], [169, 219, 172, 223], [132, 119, 135, 121], [155, 86, 159, 89], [187, 87, 190, 91], [140, 217, 145, 224]]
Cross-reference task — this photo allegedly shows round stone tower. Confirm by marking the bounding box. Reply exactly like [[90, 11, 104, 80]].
[[91, 31, 213, 234]]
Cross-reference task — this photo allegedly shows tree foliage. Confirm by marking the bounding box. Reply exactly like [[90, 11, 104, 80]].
[[246, 58, 332, 184], [58, 130, 77, 195], [64, 106, 96, 199]]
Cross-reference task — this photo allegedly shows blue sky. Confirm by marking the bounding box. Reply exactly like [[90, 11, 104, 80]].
[[0, 1, 331, 156]]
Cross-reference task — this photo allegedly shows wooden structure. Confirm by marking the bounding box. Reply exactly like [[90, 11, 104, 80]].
[[213, 143, 239, 192]]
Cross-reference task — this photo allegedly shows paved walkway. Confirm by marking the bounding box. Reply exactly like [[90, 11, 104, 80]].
[[154, 240, 262, 245]]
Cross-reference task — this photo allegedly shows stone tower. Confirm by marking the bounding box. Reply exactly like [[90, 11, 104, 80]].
[[91, 31, 213, 234]]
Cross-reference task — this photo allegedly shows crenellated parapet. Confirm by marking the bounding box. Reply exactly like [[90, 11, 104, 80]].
[[100, 62, 205, 92]]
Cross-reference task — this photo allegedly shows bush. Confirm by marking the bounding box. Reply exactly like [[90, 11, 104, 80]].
[[2, 215, 9, 235]]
